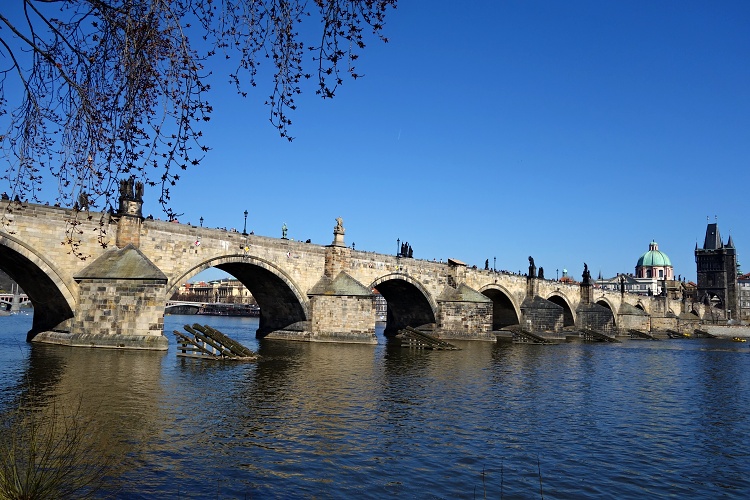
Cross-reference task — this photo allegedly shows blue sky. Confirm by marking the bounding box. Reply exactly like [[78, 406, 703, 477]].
[[6, 1, 750, 282]]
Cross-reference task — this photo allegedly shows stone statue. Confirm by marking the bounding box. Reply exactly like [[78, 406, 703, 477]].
[[119, 178, 129, 199], [620, 275, 625, 295], [528, 256, 536, 278], [77, 192, 89, 210], [582, 262, 591, 284], [282, 223, 288, 239], [334, 217, 345, 234], [538, 267, 544, 279], [484, 259, 489, 270], [119, 176, 139, 200]]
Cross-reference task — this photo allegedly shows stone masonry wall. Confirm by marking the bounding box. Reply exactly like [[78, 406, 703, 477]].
[[309, 295, 376, 343], [650, 316, 678, 332], [577, 304, 616, 334], [70, 278, 166, 339], [521, 299, 564, 334], [437, 301, 494, 340], [618, 313, 651, 332]]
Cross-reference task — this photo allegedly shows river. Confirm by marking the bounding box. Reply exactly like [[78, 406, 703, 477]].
[[1, 313, 750, 498]]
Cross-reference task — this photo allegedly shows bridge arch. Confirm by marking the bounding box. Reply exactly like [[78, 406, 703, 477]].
[[546, 292, 576, 327], [370, 273, 437, 337], [595, 298, 617, 328], [169, 255, 309, 337], [479, 284, 521, 330], [0, 232, 77, 338]]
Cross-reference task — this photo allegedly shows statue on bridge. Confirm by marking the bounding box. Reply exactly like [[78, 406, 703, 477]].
[[582, 262, 591, 284], [118, 176, 144, 202], [538, 266, 544, 280], [282, 223, 288, 239], [528, 256, 536, 278], [117, 175, 144, 219], [331, 217, 346, 246], [334, 217, 345, 234]]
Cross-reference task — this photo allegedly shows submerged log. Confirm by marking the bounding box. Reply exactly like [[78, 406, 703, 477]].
[[504, 326, 555, 344], [173, 324, 258, 360], [629, 329, 658, 341], [396, 327, 460, 350], [581, 329, 621, 343]]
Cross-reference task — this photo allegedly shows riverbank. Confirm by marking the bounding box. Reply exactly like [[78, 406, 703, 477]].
[[702, 325, 750, 338]]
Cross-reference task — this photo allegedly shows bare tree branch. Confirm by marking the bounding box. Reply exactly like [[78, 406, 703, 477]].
[[0, 0, 396, 226]]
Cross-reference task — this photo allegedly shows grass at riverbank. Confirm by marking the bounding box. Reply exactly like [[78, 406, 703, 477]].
[[0, 395, 113, 499]]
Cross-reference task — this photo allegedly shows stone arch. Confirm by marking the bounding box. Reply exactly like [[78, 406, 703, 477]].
[[169, 255, 309, 337], [635, 301, 648, 313], [546, 292, 576, 327], [479, 284, 521, 330], [370, 273, 437, 337], [0, 232, 77, 338], [595, 298, 617, 327]]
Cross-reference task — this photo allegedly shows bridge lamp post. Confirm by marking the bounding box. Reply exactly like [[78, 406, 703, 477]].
[[493, 256, 496, 272], [397, 238, 400, 257], [242, 210, 248, 236], [556, 268, 559, 281]]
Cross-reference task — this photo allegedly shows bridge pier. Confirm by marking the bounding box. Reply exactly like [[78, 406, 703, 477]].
[[510, 260, 566, 340], [33, 244, 169, 350], [435, 283, 494, 340], [33, 182, 168, 350], [303, 240, 377, 343]]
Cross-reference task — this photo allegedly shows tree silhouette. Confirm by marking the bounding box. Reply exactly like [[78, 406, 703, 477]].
[[0, 0, 396, 218]]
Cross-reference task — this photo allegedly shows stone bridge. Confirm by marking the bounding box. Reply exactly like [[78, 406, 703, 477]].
[[1, 197, 702, 350]]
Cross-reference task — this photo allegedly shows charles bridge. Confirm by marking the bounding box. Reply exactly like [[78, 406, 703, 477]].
[[1, 192, 708, 350]]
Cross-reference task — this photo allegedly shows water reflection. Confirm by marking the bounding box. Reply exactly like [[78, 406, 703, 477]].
[[2, 315, 750, 498]]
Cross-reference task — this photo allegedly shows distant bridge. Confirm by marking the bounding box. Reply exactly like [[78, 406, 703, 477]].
[[1, 198, 708, 350], [0, 292, 30, 312]]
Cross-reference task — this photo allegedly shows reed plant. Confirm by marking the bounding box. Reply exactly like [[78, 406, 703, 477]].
[[0, 397, 113, 499]]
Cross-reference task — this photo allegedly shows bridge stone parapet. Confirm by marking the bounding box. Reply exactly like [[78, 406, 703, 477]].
[[0, 200, 718, 349]]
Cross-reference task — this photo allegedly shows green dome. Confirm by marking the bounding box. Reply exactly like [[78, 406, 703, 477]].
[[636, 241, 672, 268]]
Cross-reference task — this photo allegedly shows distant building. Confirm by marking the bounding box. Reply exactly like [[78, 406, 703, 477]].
[[695, 222, 739, 321], [595, 240, 679, 296], [173, 278, 256, 304], [739, 272, 750, 321], [373, 289, 387, 321], [635, 240, 673, 280], [558, 268, 576, 284], [596, 273, 649, 294]]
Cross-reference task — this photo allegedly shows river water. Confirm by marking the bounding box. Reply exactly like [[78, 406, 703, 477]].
[[1, 313, 750, 499]]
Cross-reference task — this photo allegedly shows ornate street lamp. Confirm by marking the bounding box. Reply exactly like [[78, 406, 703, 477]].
[[397, 238, 400, 257], [242, 210, 248, 236], [493, 256, 496, 272]]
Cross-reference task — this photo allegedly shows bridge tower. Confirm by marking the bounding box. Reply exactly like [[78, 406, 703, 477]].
[[695, 221, 739, 322]]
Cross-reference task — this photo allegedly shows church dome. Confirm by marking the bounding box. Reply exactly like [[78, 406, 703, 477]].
[[636, 241, 672, 267]]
